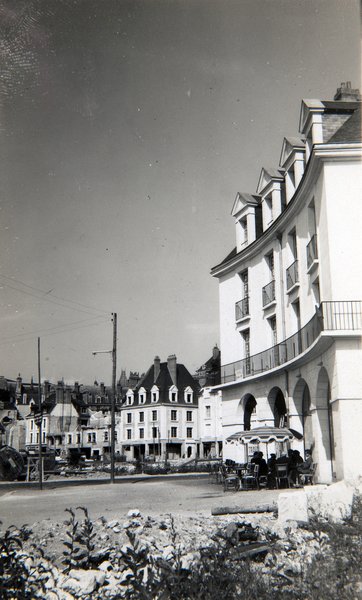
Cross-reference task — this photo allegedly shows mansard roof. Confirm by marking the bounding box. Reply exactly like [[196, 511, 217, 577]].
[[127, 360, 200, 406], [299, 98, 360, 134], [328, 106, 361, 143]]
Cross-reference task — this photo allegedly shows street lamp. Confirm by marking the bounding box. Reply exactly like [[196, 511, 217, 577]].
[[92, 313, 117, 483]]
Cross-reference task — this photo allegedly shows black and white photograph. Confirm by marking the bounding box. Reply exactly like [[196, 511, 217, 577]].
[[0, 1, 361, 598]]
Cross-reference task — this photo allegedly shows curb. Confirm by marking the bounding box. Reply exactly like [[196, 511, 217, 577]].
[[0, 472, 209, 492]]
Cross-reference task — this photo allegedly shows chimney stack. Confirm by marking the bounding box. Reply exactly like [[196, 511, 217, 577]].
[[334, 81, 361, 102], [56, 380, 64, 404], [43, 380, 50, 398], [212, 344, 220, 360], [154, 356, 161, 383], [64, 386, 72, 404], [167, 354, 177, 385]]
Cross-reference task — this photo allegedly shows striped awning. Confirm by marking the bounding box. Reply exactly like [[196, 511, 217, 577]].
[[227, 426, 302, 444]]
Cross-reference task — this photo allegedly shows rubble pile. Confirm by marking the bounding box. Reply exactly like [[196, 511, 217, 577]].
[[4, 503, 361, 599]]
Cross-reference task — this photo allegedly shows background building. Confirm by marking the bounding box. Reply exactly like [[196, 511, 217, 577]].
[[119, 355, 200, 461]]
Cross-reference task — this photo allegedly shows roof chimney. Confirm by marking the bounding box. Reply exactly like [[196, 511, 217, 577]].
[[334, 81, 361, 102], [212, 344, 220, 360], [167, 354, 177, 385], [64, 386, 72, 404], [154, 356, 161, 383], [56, 380, 64, 404]]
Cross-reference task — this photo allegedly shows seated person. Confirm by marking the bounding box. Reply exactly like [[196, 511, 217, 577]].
[[297, 449, 313, 474], [288, 450, 303, 486], [251, 451, 268, 478]]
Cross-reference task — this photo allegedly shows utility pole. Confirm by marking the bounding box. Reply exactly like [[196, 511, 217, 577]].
[[92, 313, 117, 483], [111, 312, 117, 484], [37, 337, 43, 490]]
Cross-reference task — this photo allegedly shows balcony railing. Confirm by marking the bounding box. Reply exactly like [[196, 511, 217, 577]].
[[235, 297, 250, 320], [286, 259, 299, 291], [262, 280, 275, 307], [306, 235, 318, 269], [220, 301, 361, 383]]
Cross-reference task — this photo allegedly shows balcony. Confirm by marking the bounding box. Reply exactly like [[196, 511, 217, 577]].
[[220, 301, 361, 384], [262, 280, 275, 307], [235, 297, 250, 321], [286, 259, 299, 292], [306, 235, 318, 270]]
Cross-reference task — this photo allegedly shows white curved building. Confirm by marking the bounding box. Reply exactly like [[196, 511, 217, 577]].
[[211, 83, 362, 483]]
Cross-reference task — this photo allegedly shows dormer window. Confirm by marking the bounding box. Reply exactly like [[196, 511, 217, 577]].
[[169, 385, 178, 402], [126, 390, 134, 406], [138, 387, 146, 404], [184, 386, 193, 403], [151, 385, 159, 403]]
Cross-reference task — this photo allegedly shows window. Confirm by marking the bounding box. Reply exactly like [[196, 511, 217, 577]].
[[184, 387, 193, 403], [42, 432, 46, 443], [126, 392, 134, 405], [104, 431, 109, 441], [68, 434, 72, 444], [186, 427, 192, 439], [186, 410, 193, 422], [43, 418, 46, 428], [152, 427, 158, 439], [92, 433, 96, 443], [240, 217, 248, 245], [171, 427, 177, 438], [30, 420, 34, 430], [87, 433, 92, 443], [127, 413, 132, 424], [114, 431, 117, 441], [152, 410, 158, 421], [270, 317, 277, 345], [205, 406, 211, 419], [242, 329, 251, 375], [171, 410, 177, 421], [30, 432, 33, 444], [77, 433, 81, 444], [151, 386, 159, 403], [289, 229, 298, 259], [139, 428, 144, 439], [138, 387, 146, 404], [169, 385, 178, 402], [81, 407, 87, 414], [139, 412, 144, 423], [127, 429, 132, 440], [267, 251, 274, 279]]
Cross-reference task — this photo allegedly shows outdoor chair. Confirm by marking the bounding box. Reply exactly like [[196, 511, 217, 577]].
[[275, 464, 290, 489], [299, 463, 317, 486], [241, 463, 259, 490], [223, 471, 241, 492]]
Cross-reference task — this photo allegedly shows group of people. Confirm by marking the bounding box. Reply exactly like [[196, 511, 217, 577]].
[[250, 448, 313, 488]]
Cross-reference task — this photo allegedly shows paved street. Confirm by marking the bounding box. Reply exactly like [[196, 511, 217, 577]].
[[0, 477, 297, 530]]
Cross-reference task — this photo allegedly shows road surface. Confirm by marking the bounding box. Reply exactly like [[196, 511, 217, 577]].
[[0, 477, 296, 529]]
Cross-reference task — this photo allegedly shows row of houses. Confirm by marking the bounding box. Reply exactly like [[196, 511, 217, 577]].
[[0, 348, 222, 462]]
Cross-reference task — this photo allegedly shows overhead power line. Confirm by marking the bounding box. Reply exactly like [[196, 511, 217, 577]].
[[0, 315, 110, 347], [0, 272, 110, 317]]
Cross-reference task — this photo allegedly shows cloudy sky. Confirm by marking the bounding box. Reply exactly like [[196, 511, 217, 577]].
[[0, 0, 360, 385]]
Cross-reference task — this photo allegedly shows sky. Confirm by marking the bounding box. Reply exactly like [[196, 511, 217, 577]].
[[0, 0, 360, 385]]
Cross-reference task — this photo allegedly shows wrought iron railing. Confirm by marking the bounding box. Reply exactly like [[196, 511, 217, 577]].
[[306, 235, 318, 269], [286, 259, 299, 290], [235, 297, 250, 320], [220, 301, 361, 383], [262, 280, 275, 307]]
